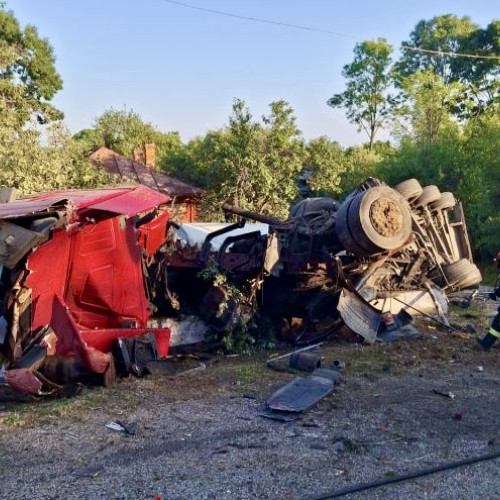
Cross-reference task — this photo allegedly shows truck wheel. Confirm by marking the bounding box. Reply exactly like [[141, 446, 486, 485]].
[[335, 196, 374, 257], [430, 192, 456, 211], [453, 266, 482, 289], [415, 185, 441, 207], [394, 178, 423, 203], [347, 186, 413, 253], [443, 259, 482, 287]]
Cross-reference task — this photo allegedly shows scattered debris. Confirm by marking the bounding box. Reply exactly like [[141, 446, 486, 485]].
[[432, 389, 456, 399], [289, 352, 322, 372], [106, 420, 138, 436], [266, 364, 344, 416]]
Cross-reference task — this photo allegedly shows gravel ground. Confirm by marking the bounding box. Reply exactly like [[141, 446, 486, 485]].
[[1, 296, 500, 500]]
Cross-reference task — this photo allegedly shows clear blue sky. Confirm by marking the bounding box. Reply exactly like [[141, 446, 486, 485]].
[[9, 0, 500, 146]]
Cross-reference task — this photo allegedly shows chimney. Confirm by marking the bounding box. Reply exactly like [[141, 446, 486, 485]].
[[144, 143, 156, 168], [133, 147, 144, 164]]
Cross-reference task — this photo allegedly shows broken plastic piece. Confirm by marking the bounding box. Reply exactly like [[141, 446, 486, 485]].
[[106, 420, 138, 436], [267, 367, 343, 413]]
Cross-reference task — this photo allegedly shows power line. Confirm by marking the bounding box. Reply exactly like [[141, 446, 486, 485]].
[[162, 0, 500, 62], [402, 44, 500, 61], [161, 0, 354, 39]]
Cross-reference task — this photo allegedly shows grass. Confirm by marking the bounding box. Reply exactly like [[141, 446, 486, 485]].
[[1, 316, 491, 428], [478, 262, 499, 287], [0, 382, 140, 428]]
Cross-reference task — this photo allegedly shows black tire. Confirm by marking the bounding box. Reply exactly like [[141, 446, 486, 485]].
[[430, 192, 456, 211], [414, 185, 441, 207], [335, 196, 373, 257], [290, 197, 338, 219], [443, 259, 482, 287], [347, 186, 413, 253], [394, 178, 423, 203], [454, 266, 482, 289]]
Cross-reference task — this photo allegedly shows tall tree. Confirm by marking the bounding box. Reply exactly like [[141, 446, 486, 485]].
[[395, 15, 500, 117], [328, 38, 395, 151], [0, 4, 63, 125], [303, 137, 346, 197], [75, 107, 184, 169], [0, 104, 109, 195], [395, 15, 478, 83], [397, 70, 464, 145], [177, 99, 304, 221]]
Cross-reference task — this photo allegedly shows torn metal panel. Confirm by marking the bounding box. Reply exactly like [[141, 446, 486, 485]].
[[371, 288, 448, 316], [148, 316, 207, 349], [138, 209, 170, 257], [0, 221, 49, 269], [3, 368, 43, 395], [26, 217, 150, 331], [337, 288, 380, 343], [0, 196, 70, 220], [50, 294, 111, 374]]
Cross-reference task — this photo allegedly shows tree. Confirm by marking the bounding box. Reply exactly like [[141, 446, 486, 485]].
[[395, 15, 478, 83], [174, 99, 304, 221], [328, 39, 395, 151], [76, 108, 184, 170], [0, 4, 63, 125], [397, 70, 463, 145], [0, 7, 107, 195], [395, 15, 500, 117], [0, 104, 109, 195], [302, 137, 346, 197]]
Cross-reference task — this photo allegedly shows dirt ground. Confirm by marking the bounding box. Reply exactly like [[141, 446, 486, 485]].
[[1, 293, 500, 500]]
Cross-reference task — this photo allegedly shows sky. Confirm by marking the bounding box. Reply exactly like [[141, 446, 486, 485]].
[[9, 0, 500, 146]]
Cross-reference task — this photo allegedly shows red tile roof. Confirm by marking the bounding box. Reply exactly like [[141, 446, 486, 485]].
[[89, 146, 204, 198]]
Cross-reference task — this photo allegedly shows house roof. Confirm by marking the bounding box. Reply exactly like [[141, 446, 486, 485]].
[[0, 186, 170, 220], [89, 146, 204, 199]]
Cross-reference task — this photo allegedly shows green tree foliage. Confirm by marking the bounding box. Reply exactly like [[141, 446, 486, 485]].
[[0, 105, 109, 195], [340, 146, 383, 193], [0, 8, 108, 195], [396, 15, 500, 117], [458, 111, 500, 256], [303, 137, 346, 197], [172, 99, 304, 220], [77, 108, 184, 169], [0, 4, 63, 124], [396, 70, 463, 145], [328, 39, 395, 151], [396, 15, 478, 83]]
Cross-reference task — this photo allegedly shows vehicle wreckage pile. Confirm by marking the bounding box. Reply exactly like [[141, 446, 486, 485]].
[[0, 178, 482, 398]]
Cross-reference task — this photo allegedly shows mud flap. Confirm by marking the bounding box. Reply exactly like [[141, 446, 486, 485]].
[[266, 368, 342, 413]]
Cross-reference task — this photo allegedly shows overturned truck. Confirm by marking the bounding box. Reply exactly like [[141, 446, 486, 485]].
[[0, 178, 481, 397], [167, 177, 481, 345]]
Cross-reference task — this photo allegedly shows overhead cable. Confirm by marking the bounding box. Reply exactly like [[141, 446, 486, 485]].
[[162, 0, 500, 61]]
